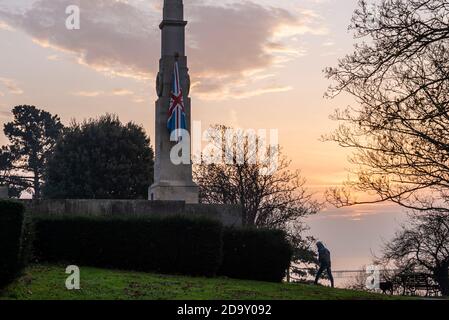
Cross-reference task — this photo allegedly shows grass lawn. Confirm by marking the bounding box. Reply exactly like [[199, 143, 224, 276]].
[[0, 265, 409, 300]]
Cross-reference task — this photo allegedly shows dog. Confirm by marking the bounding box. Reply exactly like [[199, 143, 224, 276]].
[[380, 281, 394, 295]]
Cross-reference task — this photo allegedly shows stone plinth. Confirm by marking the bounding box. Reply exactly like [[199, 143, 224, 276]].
[[149, 181, 199, 204]]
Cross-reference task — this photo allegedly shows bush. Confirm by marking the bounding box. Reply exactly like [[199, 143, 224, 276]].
[[0, 200, 25, 286], [34, 215, 223, 277], [219, 227, 293, 282]]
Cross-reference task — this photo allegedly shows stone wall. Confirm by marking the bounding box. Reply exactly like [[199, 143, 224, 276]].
[[20, 199, 242, 227]]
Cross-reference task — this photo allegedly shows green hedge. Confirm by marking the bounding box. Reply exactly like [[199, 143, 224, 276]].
[[0, 200, 25, 286], [34, 215, 223, 277], [33, 215, 293, 282], [219, 227, 293, 282]]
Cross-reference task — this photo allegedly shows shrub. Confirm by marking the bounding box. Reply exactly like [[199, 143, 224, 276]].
[[219, 227, 293, 282], [0, 200, 25, 286], [34, 215, 223, 277]]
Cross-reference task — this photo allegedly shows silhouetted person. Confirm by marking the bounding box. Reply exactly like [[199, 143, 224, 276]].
[[314, 241, 335, 288]]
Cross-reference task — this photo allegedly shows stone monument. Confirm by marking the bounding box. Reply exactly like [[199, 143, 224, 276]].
[[149, 0, 199, 203], [20, 0, 241, 227]]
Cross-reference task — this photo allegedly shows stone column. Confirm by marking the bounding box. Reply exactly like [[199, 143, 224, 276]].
[[149, 0, 199, 203]]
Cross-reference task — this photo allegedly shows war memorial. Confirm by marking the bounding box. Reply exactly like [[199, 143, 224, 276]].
[[19, 0, 241, 226]]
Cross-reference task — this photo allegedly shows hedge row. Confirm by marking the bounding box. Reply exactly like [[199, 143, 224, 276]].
[[33, 215, 293, 282], [220, 228, 293, 282], [0, 201, 25, 286], [34, 216, 223, 277]]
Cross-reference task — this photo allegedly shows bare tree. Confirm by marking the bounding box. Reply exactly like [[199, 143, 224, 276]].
[[194, 125, 320, 228], [344, 267, 370, 291], [324, 0, 449, 213], [380, 212, 449, 296], [195, 125, 321, 277]]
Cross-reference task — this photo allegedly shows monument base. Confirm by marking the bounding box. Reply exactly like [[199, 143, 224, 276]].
[[149, 181, 199, 204], [21, 199, 242, 227]]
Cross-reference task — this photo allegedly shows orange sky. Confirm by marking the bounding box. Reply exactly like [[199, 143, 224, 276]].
[[0, 0, 408, 271], [0, 0, 355, 187]]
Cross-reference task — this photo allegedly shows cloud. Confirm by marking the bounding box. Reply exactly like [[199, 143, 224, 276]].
[[72, 90, 104, 97], [312, 203, 401, 222], [322, 41, 335, 47], [47, 54, 59, 61], [132, 96, 147, 104], [186, 2, 320, 99], [0, 77, 24, 95], [112, 89, 134, 96], [0, 20, 13, 31], [72, 88, 136, 98], [0, 0, 328, 100], [198, 83, 293, 101], [2, 0, 158, 80]]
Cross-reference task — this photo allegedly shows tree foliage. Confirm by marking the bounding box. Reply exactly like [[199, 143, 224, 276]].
[[1, 105, 63, 198], [0, 147, 19, 197], [44, 114, 154, 199], [324, 0, 449, 213], [286, 228, 321, 283]]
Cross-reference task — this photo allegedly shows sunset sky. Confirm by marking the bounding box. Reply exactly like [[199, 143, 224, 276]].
[[0, 0, 408, 272]]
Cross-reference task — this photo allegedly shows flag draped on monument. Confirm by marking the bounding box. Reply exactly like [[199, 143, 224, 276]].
[[149, 0, 199, 203], [167, 61, 187, 141]]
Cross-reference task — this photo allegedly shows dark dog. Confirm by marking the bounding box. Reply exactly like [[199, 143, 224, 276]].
[[380, 281, 394, 295]]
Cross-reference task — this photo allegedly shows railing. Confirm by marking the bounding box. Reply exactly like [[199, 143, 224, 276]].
[[290, 268, 446, 297]]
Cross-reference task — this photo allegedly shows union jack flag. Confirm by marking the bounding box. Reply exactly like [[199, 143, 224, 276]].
[[167, 61, 187, 142]]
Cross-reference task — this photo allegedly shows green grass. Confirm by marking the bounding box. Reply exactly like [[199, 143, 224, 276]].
[[0, 265, 407, 300]]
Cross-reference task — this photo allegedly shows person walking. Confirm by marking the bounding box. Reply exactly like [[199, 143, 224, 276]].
[[314, 241, 335, 288]]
